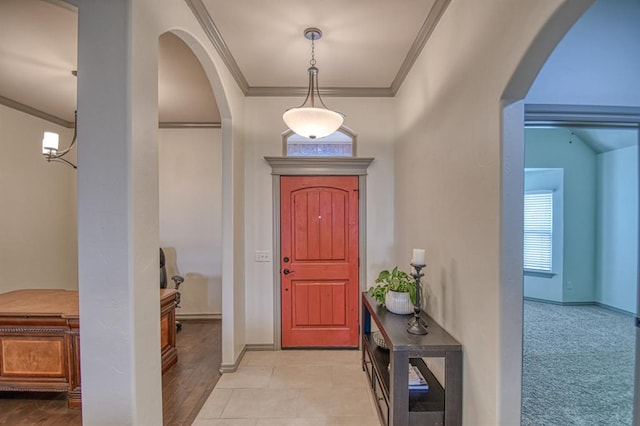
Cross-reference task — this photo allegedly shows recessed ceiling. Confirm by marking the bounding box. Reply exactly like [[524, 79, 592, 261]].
[[199, 0, 438, 89], [0, 0, 450, 126], [571, 127, 638, 153]]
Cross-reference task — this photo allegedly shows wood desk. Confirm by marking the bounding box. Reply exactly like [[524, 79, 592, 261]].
[[0, 289, 178, 408]]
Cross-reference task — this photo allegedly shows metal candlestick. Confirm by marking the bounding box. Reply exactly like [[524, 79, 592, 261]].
[[407, 262, 428, 335]]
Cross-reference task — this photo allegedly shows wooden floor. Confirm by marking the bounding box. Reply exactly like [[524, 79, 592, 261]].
[[0, 320, 222, 426]]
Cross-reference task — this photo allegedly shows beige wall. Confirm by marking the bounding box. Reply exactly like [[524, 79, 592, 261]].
[[394, 1, 577, 424], [242, 96, 396, 344], [0, 105, 77, 293], [159, 128, 222, 317], [0, 110, 225, 316]]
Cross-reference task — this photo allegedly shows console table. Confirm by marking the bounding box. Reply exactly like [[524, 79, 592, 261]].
[[0, 289, 178, 407], [362, 293, 462, 425]]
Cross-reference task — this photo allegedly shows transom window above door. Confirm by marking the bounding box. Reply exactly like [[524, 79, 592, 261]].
[[283, 127, 357, 157]]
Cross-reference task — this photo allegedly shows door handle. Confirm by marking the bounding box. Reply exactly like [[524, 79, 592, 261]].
[[283, 269, 295, 275]]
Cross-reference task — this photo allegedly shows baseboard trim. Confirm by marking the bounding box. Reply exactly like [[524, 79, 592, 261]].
[[176, 313, 221, 320], [524, 296, 563, 305], [524, 297, 635, 316], [217, 344, 277, 374], [594, 302, 635, 317], [246, 344, 276, 351], [219, 345, 247, 373]]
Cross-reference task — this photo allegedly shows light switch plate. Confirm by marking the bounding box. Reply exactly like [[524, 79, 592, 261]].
[[255, 251, 271, 262]]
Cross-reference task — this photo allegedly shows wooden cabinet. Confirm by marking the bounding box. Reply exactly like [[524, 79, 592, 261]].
[[362, 293, 462, 426], [0, 289, 177, 407]]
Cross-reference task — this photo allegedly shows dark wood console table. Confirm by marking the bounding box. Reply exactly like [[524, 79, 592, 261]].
[[362, 293, 462, 425], [0, 289, 178, 407]]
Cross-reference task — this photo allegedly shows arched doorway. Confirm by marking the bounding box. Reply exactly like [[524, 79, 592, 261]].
[[502, 0, 640, 424]]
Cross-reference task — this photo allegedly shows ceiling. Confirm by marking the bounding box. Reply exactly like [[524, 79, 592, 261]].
[[0, 0, 447, 128], [570, 127, 638, 153]]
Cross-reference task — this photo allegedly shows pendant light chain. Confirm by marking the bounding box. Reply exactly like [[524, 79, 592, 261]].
[[310, 33, 316, 67]]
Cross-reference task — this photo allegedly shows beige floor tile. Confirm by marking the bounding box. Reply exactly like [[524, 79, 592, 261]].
[[330, 387, 377, 417], [192, 419, 258, 426], [296, 386, 375, 418], [241, 350, 278, 366], [196, 388, 233, 419], [256, 418, 335, 426], [215, 366, 274, 389], [197, 349, 380, 425], [331, 364, 369, 389], [268, 365, 333, 389], [334, 416, 381, 426], [274, 350, 360, 367], [222, 388, 299, 418]]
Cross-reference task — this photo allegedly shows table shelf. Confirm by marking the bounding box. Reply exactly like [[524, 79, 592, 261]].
[[361, 293, 462, 426]]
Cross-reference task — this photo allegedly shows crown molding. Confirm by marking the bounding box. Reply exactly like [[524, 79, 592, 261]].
[[0, 96, 220, 129], [159, 122, 221, 129], [390, 0, 451, 95], [184, 0, 250, 95], [525, 104, 640, 126], [186, 0, 450, 98], [0, 96, 74, 128]]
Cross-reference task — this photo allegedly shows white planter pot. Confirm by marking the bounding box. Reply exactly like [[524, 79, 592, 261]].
[[384, 290, 414, 315]]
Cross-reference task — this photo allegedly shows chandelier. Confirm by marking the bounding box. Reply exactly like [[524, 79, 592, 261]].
[[42, 110, 77, 169], [282, 28, 344, 140]]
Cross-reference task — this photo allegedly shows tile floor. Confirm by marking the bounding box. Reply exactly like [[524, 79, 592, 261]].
[[193, 350, 382, 426]]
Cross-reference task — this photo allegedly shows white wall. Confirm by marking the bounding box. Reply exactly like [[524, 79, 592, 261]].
[[393, 1, 570, 424], [597, 144, 638, 313], [159, 128, 222, 317], [0, 105, 77, 293], [526, 0, 640, 106], [242, 96, 396, 345], [525, 128, 598, 303]]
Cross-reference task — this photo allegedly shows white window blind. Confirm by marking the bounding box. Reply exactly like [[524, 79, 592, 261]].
[[524, 191, 553, 272]]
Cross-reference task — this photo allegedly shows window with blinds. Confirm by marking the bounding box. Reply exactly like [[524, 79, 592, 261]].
[[524, 191, 553, 272]]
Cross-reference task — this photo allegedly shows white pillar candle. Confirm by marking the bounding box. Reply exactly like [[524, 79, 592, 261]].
[[411, 248, 425, 265]]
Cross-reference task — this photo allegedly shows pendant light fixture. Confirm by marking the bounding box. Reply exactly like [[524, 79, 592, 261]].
[[42, 109, 77, 169], [42, 70, 77, 169], [283, 28, 344, 139]]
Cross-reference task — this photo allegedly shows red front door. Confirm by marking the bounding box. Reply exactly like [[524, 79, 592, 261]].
[[280, 176, 359, 348]]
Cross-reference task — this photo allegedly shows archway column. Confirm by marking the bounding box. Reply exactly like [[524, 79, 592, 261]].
[[77, 0, 162, 424]]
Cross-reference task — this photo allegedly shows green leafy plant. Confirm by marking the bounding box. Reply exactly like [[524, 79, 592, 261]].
[[368, 266, 416, 306]]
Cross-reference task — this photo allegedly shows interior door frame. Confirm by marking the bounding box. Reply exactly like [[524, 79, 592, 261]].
[[265, 156, 374, 350], [522, 104, 640, 424]]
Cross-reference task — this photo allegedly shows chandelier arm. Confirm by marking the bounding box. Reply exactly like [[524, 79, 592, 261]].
[[314, 83, 344, 118], [47, 156, 77, 169], [51, 133, 76, 158], [53, 110, 77, 158]]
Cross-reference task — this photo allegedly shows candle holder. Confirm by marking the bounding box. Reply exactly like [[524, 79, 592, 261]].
[[407, 262, 428, 335]]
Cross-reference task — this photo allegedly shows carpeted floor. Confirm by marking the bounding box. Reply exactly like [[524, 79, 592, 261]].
[[522, 300, 635, 426]]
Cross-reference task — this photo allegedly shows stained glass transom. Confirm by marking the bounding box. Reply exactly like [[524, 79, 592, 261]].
[[285, 130, 355, 157]]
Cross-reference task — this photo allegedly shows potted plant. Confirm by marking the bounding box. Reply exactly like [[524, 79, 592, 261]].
[[368, 266, 416, 315]]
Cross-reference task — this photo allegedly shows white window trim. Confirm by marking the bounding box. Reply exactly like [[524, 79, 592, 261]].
[[524, 190, 554, 274]]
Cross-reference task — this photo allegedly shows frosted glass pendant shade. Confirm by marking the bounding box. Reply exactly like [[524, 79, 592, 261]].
[[283, 107, 343, 139], [42, 131, 59, 154]]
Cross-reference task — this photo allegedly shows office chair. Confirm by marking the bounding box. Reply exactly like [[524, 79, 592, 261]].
[[160, 247, 185, 330]]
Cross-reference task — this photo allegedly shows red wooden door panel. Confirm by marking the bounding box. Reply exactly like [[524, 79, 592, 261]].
[[281, 176, 359, 347]]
